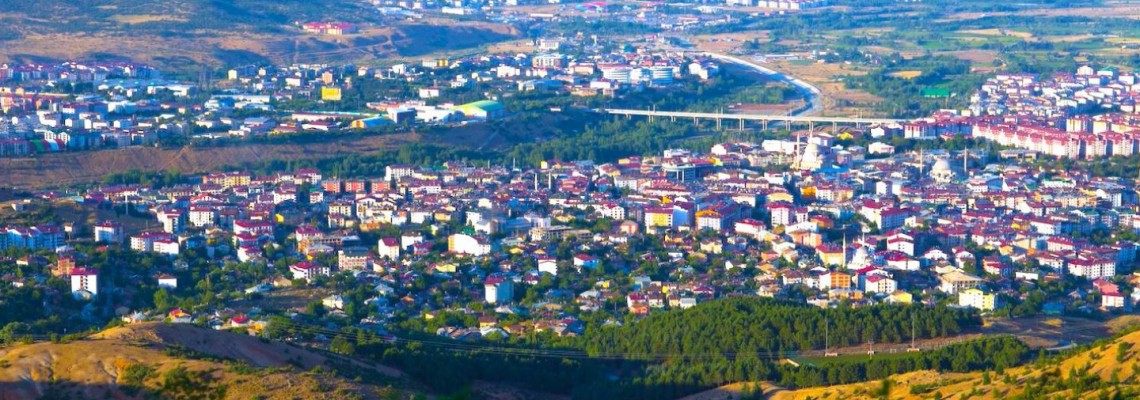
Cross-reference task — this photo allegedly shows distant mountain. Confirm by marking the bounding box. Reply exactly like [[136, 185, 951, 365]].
[[0, 0, 519, 70], [0, 322, 418, 400]]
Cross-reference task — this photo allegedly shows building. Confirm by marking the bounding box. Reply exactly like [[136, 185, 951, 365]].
[[863, 274, 898, 294], [573, 254, 599, 270], [94, 221, 124, 243], [290, 261, 330, 282], [538, 257, 558, 276], [1068, 257, 1115, 279], [157, 211, 185, 234], [338, 247, 370, 270], [448, 233, 492, 256], [644, 207, 675, 229], [958, 288, 998, 311], [70, 268, 98, 299], [378, 237, 401, 260], [939, 270, 982, 294], [454, 100, 505, 120], [321, 87, 343, 101], [484, 275, 514, 304], [130, 232, 175, 253], [156, 274, 178, 289], [768, 201, 793, 226]]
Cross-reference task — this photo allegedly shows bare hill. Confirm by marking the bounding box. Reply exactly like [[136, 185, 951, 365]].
[[0, 322, 413, 400], [0, 0, 520, 68]]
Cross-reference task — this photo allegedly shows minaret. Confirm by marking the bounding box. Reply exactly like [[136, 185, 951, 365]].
[[918, 147, 924, 176], [533, 171, 539, 191], [842, 231, 848, 269], [963, 146, 969, 176]]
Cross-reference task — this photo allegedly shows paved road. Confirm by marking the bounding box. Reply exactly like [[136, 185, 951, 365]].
[[703, 52, 825, 118]]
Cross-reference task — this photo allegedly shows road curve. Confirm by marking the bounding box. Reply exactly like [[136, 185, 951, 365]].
[[702, 52, 825, 117]]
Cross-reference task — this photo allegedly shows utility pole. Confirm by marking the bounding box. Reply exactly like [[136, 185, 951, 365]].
[[824, 317, 837, 357], [908, 313, 920, 352]]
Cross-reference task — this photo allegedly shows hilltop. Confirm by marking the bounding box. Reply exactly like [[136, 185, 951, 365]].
[[683, 328, 1140, 400], [0, 322, 415, 400], [0, 0, 519, 69]]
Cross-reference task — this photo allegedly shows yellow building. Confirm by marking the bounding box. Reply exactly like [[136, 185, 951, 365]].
[[645, 209, 674, 228], [321, 87, 343, 101], [767, 192, 794, 204], [799, 185, 817, 200], [958, 288, 997, 311], [819, 247, 845, 267], [889, 291, 914, 304]]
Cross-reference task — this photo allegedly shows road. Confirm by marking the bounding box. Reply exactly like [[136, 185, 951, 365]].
[[703, 52, 825, 118]]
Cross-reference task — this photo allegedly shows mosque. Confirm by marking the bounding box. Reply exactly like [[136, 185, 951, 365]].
[[929, 157, 958, 183]]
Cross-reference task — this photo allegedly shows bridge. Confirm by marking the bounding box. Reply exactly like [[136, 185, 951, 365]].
[[602, 108, 904, 131]]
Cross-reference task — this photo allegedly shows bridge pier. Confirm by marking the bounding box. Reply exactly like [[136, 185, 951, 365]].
[[598, 109, 900, 133], [832, 121, 837, 133]]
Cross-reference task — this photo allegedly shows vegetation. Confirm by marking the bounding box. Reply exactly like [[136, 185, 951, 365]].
[[260, 297, 997, 399], [577, 297, 980, 357], [844, 55, 988, 118]]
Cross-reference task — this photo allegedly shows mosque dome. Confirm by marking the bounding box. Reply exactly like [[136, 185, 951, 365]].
[[930, 157, 956, 182]]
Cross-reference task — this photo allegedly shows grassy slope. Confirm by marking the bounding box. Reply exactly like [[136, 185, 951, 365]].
[[0, 322, 412, 400], [682, 328, 1140, 400]]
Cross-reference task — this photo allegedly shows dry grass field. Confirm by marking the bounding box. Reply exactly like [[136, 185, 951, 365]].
[[887, 70, 922, 79], [0, 323, 411, 400], [763, 60, 885, 116], [0, 132, 418, 189]]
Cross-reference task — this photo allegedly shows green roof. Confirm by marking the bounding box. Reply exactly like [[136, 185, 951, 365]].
[[459, 100, 504, 113], [922, 88, 951, 98]]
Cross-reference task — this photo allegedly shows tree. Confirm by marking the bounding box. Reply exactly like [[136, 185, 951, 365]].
[[331, 336, 356, 355], [154, 289, 172, 313], [159, 365, 226, 400]]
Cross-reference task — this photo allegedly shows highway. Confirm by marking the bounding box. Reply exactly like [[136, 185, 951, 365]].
[[704, 52, 825, 117]]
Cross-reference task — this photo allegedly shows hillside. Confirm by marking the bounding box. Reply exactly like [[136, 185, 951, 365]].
[[0, 322, 415, 400], [683, 329, 1140, 400], [0, 0, 520, 68], [0, 131, 420, 189]]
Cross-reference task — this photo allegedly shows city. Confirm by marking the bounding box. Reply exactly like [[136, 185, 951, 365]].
[[3, 0, 1140, 399]]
